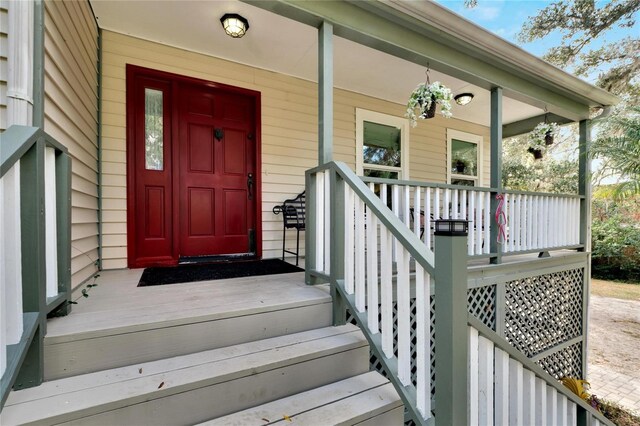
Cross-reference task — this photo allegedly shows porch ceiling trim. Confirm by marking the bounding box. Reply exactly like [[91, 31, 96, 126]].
[[502, 113, 573, 139], [243, 0, 617, 122]]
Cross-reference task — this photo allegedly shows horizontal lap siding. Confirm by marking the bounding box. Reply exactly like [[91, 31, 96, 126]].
[[44, 0, 99, 288], [100, 30, 490, 267], [0, 2, 7, 131]]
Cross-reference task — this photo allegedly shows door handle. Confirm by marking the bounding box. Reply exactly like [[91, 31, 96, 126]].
[[247, 173, 253, 200]]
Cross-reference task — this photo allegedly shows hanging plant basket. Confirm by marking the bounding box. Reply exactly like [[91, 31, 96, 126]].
[[405, 81, 453, 127], [545, 131, 554, 145], [528, 147, 544, 160], [421, 95, 437, 119]]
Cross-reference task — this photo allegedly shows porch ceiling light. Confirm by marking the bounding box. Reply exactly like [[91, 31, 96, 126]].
[[220, 13, 249, 38], [454, 93, 474, 106]]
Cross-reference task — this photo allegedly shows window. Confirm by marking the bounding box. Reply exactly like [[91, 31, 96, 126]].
[[447, 129, 482, 186], [145, 88, 164, 171], [356, 109, 409, 179]]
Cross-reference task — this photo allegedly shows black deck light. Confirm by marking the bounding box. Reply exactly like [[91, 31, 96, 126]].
[[433, 219, 469, 236], [220, 13, 249, 38]]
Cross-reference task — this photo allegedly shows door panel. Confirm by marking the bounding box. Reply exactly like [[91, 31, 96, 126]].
[[178, 84, 256, 257]]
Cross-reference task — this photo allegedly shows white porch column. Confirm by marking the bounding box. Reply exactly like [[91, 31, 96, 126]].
[[318, 21, 333, 165], [7, 0, 34, 125]]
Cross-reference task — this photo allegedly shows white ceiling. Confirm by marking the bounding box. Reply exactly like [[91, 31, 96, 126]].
[[91, 0, 543, 126]]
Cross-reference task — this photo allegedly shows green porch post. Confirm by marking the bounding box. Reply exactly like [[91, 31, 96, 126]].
[[578, 119, 592, 377], [318, 21, 333, 165], [490, 87, 503, 264], [15, 139, 47, 389], [329, 169, 346, 325], [434, 222, 469, 426]]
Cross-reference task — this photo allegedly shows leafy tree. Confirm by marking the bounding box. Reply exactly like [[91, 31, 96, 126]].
[[518, 0, 640, 102], [591, 106, 640, 197]]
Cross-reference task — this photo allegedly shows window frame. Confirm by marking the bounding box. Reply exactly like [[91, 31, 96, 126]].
[[356, 108, 410, 180], [447, 129, 483, 186]]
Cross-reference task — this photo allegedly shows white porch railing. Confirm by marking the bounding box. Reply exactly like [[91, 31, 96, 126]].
[[361, 177, 584, 258], [307, 162, 610, 426]]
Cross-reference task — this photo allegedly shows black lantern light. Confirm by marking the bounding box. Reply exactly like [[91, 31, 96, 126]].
[[220, 13, 249, 38], [433, 219, 470, 236]]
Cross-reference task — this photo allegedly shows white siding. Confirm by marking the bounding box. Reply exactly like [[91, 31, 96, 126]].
[[44, 0, 99, 288], [100, 30, 491, 268]]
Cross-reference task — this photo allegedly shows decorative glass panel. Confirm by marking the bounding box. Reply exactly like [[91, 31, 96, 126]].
[[145, 88, 163, 171], [363, 121, 401, 168], [451, 139, 477, 177]]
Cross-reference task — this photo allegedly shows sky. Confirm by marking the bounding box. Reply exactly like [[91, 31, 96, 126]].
[[435, 0, 636, 85]]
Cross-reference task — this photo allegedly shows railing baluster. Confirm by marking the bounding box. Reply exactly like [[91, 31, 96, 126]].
[[381, 226, 393, 358], [523, 369, 536, 425], [509, 358, 524, 425], [475, 191, 483, 254], [495, 347, 510, 425], [366, 183, 379, 333], [403, 185, 411, 227], [469, 327, 479, 425], [44, 147, 59, 298], [547, 386, 558, 426], [535, 377, 547, 425], [345, 186, 355, 294], [509, 194, 515, 253], [413, 186, 421, 237], [416, 266, 431, 418], [557, 393, 568, 426], [397, 247, 411, 385], [514, 194, 521, 251], [424, 187, 431, 249], [355, 197, 365, 312], [434, 187, 440, 221], [452, 189, 459, 219], [444, 188, 451, 219], [324, 170, 331, 273], [484, 191, 490, 254], [478, 336, 495, 425], [315, 172, 324, 271], [469, 190, 476, 255]]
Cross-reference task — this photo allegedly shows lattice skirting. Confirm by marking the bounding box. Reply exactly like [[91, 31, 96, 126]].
[[345, 265, 586, 412]]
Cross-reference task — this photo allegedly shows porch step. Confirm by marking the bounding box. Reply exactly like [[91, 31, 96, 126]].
[[1, 325, 369, 425], [200, 371, 403, 425], [43, 272, 332, 380]]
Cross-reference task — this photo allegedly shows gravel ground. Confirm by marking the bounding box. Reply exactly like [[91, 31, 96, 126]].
[[588, 295, 640, 414]]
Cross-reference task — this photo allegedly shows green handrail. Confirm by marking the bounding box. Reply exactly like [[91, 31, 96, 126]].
[[0, 125, 71, 410]]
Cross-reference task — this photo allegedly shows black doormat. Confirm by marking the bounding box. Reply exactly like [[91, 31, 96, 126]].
[[138, 259, 304, 287]]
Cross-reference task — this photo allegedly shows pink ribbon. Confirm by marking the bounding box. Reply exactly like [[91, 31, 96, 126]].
[[495, 194, 507, 244]]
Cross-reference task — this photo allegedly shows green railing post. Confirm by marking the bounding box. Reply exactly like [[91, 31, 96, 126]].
[[490, 87, 503, 264], [329, 168, 346, 325], [15, 140, 46, 390], [434, 220, 469, 426], [578, 119, 592, 377], [55, 152, 72, 315], [305, 170, 317, 285]]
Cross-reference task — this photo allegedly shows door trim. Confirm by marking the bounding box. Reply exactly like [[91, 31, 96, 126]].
[[126, 65, 262, 268]]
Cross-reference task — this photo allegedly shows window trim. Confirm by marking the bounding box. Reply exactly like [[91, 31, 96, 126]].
[[356, 108, 410, 179], [447, 129, 483, 186]]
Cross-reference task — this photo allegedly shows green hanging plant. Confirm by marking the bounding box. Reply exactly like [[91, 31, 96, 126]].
[[405, 81, 453, 127]]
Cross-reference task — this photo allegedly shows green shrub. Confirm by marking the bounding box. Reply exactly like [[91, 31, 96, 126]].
[[591, 199, 640, 283]]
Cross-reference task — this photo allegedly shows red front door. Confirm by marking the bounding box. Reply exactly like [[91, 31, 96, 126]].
[[126, 66, 260, 268], [178, 84, 256, 257]]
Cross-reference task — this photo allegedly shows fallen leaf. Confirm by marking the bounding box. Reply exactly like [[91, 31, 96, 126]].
[[139, 368, 143, 374], [158, 381, 165, 389], [283, 414, 292, 422]]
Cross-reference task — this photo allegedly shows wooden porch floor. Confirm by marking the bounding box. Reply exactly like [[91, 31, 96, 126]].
[[48, 269, 327, 340]]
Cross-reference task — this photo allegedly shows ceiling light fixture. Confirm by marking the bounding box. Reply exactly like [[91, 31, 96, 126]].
[[220, 13, 249, 38], [454, 93, 474, 106]]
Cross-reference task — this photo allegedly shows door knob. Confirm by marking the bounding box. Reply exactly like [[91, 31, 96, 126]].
[[247, 173, 253, 200]]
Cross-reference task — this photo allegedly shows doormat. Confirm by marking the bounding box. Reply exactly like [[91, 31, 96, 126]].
[[138, 259, 304, 287]]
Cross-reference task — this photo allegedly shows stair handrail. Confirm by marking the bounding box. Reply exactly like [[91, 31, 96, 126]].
[[306, 161, 436, 425], [1, 124, 71, 410], [469, 315, 615, 426]]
